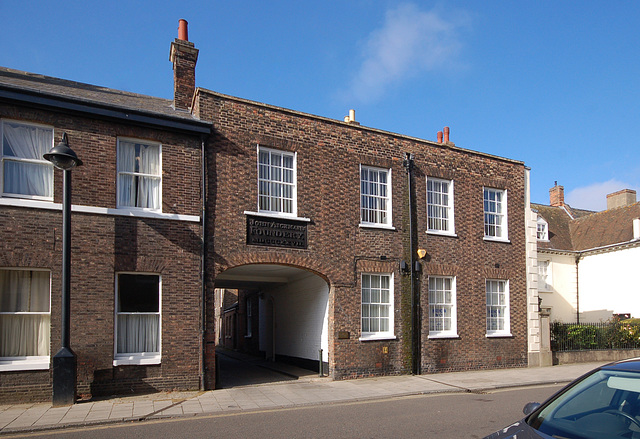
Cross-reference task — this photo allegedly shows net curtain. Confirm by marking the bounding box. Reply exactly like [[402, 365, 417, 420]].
[[2, 122, 53, 197], [117, 141, 160, 209], [0, 270, 50, 357]]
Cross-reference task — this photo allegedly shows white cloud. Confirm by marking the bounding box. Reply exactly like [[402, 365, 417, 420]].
[[566, 180, 640, 211], [346, 3, 468, 103]]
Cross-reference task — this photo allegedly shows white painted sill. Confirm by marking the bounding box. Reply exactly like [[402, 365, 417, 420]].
[[244, 211, 311, 222], [428, 334, 460, 339], [485, 333, 513, 338], [359, 334, 397, 342], [0, 357, 50, 372], [426, 230, 457, 238], [0, 198, 200, 222], [359, 223, 396, 231], [113, 354, 161, 366], [483, 237, 511, 244]]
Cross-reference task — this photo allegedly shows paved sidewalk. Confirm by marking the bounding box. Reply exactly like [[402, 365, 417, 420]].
[[0, 361, 606, 435]]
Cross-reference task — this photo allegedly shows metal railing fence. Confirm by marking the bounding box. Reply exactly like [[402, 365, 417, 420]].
[[550, 320, 640, 351]]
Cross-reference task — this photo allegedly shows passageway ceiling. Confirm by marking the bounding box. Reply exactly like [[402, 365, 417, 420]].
[[214, 264, 315, 291]]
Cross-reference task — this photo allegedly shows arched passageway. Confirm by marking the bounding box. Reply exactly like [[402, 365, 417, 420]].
[[214, 264, 329, 387]]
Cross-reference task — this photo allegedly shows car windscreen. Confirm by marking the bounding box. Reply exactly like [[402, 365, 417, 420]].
[[528, 369, 640, 439]]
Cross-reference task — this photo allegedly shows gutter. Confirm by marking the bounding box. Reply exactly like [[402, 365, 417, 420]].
[[0, 87, 212, 135]]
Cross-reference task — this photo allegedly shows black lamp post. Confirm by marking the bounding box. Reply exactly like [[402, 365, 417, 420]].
[[44, 133, 83, 407]]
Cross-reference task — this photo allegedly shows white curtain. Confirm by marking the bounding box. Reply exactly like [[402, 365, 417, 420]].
[[117, 314, 159, 354], [117, 142, 136, 207], [0, 270, 50, 357], [139, 144, 160, 209], [2, 122, 53, 197], [117, 141, 160, 209]]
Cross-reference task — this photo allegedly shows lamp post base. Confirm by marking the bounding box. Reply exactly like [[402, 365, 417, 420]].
[[52, 347, 76, 407]]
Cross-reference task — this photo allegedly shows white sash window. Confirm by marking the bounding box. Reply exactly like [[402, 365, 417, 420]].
[[0, 269, 51, 371], [1, 120, 54, 200]]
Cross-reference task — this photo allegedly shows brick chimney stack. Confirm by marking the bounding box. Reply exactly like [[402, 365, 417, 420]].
[[170, 19, 199, 111], [549, 182, 564, 207]]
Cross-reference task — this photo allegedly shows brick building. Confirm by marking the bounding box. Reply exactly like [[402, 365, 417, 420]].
[[196, 84, 530, 381], [1, 21, 531, 402], [0, 65, 211, 401]]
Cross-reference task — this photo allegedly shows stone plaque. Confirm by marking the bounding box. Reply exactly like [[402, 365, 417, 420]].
[[246, 215, 307, 249]]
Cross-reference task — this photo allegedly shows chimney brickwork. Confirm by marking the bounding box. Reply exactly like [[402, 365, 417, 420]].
[[550, 184, 564, 207], [607, 189, 637, 210], [170, 20, 198, 111]]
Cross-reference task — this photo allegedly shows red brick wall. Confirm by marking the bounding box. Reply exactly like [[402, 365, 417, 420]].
[[196, 91, 528, 379], [0, 103, 203, 402]]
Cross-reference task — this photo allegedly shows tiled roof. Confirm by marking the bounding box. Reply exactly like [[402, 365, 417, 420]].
[[532, 204, 575, 251], [0, 67, 210, 132], [533, 202, 640, 252], [570, 203, 640, 251]]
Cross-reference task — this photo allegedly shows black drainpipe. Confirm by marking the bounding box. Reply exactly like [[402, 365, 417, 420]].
[[575, 253, 580, 324], [404, 152, 420, 375], [200, 135, 207, 390]]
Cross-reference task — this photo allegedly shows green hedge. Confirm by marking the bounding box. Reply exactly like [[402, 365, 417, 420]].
[[551, 318, 640, 351]]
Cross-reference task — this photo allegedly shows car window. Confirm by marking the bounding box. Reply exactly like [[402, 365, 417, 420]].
[[529, 370, 640, 439], [553, 373, 616, 418]]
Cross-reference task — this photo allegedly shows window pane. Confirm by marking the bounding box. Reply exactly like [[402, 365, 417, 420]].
[[0, 270, 50, 312], [360, 167, 390, 225], [362, 274, 392, 335], [118, 274, 159, 312], [117, 314, 159, 353], [3, 161, 53, 197], [428, 276, 455, 334], [117, 140, 161, 209], [116, 274, 160, 355], [257, 148, 295, 214], [427, 178, 452, 232], [3, 122, 52, 159], [486, 280, 508, 333], [0, 269, 51, 357], [2, 122, 54, 198], [484, 189, 506, 238]]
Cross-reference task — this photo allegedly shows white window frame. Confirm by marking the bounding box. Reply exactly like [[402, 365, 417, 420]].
[[0, 268, 51, 371], [360, 273, 395, 341], [1, 119, 54, 201], [426, 177, 455, 235], [360, 165, 393, 229], [538, 260, 552, 292], [428, 276, 457, 338], [537, 217, 549, 241], [114, 272, 162, 366], [117, 138, 162, 212], [257, 145, 297, 217], [486, 279, 511, 337], [483, 188, 508, 241]]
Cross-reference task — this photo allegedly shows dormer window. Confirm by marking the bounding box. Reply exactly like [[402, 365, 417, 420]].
[[537, 217, 549, 241]]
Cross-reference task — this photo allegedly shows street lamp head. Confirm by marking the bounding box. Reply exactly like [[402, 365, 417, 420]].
[[44, 133, 83, 170]]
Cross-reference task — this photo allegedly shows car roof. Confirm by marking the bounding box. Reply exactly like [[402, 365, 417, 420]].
[[601, 357, 640, 373]]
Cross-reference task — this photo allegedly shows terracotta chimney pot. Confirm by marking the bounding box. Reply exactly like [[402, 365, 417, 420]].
[[178, 19, 189, 41]]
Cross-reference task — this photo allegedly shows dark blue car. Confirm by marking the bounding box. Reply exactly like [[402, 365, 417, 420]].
[[484, 358, 640, 439]]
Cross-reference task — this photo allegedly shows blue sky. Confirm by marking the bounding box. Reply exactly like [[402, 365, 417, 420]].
[[3, 1, 640, 210]]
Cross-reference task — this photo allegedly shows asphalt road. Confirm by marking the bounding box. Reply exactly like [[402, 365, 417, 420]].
[[5, 384, 563, 438]]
